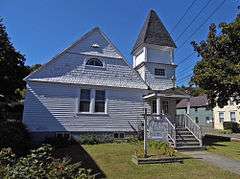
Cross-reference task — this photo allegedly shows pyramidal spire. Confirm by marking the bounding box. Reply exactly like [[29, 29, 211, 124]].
[[132, 10, 176, 53]]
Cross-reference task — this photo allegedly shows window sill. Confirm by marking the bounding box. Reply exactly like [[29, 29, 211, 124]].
[[76, 112, 109, 116], [155, 76, 167, 79]]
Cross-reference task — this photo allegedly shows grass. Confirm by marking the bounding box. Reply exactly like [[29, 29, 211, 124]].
[[80, 143, 240, 179], [207, 141, 240, 160]]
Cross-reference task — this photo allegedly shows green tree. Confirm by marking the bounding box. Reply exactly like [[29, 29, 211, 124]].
[[0, 18, 30, 101], [29, 63, 42, 72], [191, 14, 240, 107]]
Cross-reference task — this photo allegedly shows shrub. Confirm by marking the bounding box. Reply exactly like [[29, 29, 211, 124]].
[[0, 121, 31, 155], [148, 141, 175, 157], [223, 122, 240, 133], [0, 148, 16, 178], [1, 145, 94, 179], [134, 146, 145, 158], [0, 148, 16, 166], [44, 136, 76, 148], [78, 134, 113, 145]]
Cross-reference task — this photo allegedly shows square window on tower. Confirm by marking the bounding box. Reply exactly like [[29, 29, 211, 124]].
[[155, 68, 165, 76]]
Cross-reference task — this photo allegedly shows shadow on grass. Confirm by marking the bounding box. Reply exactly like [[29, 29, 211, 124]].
[[203, 134, 230, 146], [54, 143, 106, 178]]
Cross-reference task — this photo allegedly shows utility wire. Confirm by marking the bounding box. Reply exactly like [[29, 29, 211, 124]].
[[177, 73, 192, 83], [176, 51, 196, 65], [175, 0, 212, 42], [176, 0, 227, 51], [170, 0, 197, 33]]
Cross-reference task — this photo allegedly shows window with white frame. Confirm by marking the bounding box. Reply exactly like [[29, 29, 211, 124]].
[[86, 58, 103, 67], [95, 90, 105, 112], [155, 68, 165, 76], [219, 112, 224, 123], [79, 89, 106, 113], [230, 112, 236, 122], [79, 89, 91, 112]]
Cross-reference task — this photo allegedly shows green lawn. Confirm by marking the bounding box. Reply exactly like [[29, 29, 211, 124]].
[[207, 141, 240, 160], [80, 143, 240, 179]]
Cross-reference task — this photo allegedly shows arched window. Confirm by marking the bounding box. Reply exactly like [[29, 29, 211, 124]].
[[86, 58, 103, 67]]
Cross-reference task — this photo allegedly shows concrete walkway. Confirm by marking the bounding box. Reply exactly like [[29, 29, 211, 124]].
[[183, 151, 240, 175]]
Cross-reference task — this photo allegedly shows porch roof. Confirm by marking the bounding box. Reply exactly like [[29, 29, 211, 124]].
[[143, 88, 190, 100]]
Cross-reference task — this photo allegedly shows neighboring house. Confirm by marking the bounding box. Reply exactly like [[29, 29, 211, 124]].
[[23, 10, 202, 149], [213, 100, 240, 129], [176, 95, 213, 128]]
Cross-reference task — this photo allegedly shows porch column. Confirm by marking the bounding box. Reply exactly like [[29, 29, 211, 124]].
[[156, 97, 161, 115], [186, 98, 190, 115]]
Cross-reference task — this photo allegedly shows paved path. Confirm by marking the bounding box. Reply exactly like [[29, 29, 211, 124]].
[[183, 151, 240, 175]]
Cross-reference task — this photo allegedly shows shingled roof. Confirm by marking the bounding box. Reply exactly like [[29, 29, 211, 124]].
[[132, 10, 176, 54], [176, 95, 209, 108]]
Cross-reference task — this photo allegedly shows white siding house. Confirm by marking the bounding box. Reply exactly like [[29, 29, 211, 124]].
[[23, 10, 199, 147], [23, 27, 149, 141]]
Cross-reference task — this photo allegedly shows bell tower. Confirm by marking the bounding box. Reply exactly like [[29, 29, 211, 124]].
[[132, 10, 177, 90]]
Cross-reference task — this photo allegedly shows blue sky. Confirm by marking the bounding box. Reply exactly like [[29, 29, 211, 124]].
[[1, 0, 238, 86]]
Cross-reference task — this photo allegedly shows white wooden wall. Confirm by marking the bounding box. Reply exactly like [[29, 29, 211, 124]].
[[23, 82, 146, 133], [143, 63, 175, 90]]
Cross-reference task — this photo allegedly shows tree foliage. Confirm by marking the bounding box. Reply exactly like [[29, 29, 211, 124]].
[[0, 145, 94, 179], [191, 15, 240, 107], [0, 18, 30, 101], [0, 121, 31, 155], [176, 85, 206, 97]]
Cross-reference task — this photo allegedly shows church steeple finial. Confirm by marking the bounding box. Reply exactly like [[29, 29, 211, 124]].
[[132, 10, 176, 54]]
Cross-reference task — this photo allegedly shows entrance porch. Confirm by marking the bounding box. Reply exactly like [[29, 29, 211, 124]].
[[143, 89, 203, 150]]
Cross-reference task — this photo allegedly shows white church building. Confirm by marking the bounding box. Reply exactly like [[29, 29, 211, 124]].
[[23, 10, 202, 149]]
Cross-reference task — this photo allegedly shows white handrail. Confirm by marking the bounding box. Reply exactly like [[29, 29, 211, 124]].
[[163, 115, 176, 129], [186, 114, 201, 130], [184, 115, 202, 146]]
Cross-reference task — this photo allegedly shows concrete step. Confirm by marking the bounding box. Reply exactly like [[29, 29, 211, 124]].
[[176, 128, 188, 131], [176, 142, 200, 146], [176, 138, 199, 142], [176, 146, 205, 151], [176, 134, 195, 138], [176, 130, 192, 134]]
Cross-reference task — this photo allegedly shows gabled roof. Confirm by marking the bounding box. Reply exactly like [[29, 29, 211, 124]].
[[132, 10, 176, 53], [25, 27, 149, 90], [176, 95, 209, 108]]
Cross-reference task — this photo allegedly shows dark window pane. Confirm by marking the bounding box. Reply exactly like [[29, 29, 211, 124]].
[[96, 90, 105, 101], [95, 102, 105, 112], [80, 89, 90, 100], [155, 68, 165, 76], [114, 133, 119, 138], [79, 101, 90, 112], [119, 133, 124, 139], [195, 117, 199, 123], [152, 100, 156, 113], [230, 112, 236, 122], [63, 133, 70, 139], [163, 101, 168, 114]]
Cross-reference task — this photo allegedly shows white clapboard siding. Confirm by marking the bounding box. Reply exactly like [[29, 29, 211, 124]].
[[144, 62, 175, 90], [23, 82, 146, 132]]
